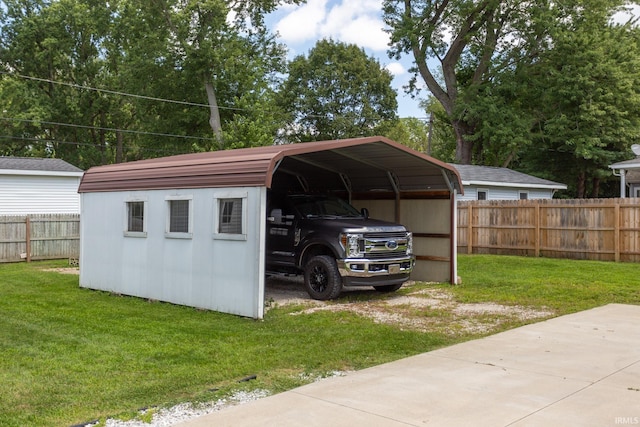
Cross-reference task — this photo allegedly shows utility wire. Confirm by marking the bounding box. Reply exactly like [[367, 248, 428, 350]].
[[0, 117, 214, 141], [1, 71, 422, 120], [0, 70, 246, 111], [0, 134, 191, 156]]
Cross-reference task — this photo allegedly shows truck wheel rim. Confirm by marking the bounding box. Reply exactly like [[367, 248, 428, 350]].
[[310, 265, 327, 293]]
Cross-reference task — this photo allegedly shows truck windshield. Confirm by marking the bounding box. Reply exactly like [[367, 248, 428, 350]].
[[289, 195, 362, 218]]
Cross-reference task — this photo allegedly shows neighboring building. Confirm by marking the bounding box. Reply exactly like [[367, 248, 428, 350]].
[[0, 157, 84, 215], [609, 157, 640, 198], [451, 164, 567, 201], [78, 137, 463, 319]]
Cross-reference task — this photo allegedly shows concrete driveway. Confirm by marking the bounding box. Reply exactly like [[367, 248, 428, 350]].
[[178, 304, 640, 426]]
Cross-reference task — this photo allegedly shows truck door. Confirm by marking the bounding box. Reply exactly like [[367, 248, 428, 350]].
[[266, 196, 297, 268]]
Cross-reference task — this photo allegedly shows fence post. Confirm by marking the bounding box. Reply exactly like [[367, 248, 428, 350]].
[[467, 204, 473, 254], [535, 202, 540, 257], [614, 201, 620, 262], [25, 216, 31, 263]]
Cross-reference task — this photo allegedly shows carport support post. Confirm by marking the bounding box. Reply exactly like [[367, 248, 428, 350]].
[[450, 193, 457, 284], [387, 171, 401, 223]]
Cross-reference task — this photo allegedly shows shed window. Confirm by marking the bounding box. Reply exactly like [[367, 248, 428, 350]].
[[214, 192, 247, 240], [170, 200, 190, 232], [519, 191, 529, 200], [166, 196, 193, 238], [477, 190, 488, 200], [127, 201, 144, 232], [219, 198, 242, 234]]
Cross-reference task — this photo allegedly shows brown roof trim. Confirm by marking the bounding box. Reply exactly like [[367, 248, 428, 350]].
[[78, 136, 463, 194]]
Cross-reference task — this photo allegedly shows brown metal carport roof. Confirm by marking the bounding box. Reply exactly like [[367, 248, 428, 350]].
[[78, 136, 462, 195]]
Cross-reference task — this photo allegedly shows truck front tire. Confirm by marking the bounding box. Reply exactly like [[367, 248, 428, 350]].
[[303, 255, 343, 300]]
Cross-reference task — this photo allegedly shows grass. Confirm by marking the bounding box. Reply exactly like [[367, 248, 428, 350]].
[[454, 255, 640, 312], [1, 255, 639, 426]]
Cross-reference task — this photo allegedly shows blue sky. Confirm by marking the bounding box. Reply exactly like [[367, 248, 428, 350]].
[[265, 0, 427, 119]]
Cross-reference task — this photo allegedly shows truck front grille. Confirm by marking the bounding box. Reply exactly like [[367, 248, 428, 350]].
[[362, 232, 410, 258]]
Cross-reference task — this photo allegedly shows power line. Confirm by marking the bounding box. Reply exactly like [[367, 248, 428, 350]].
[[0, 70, 246, 112], [0, 116, 214, 141], [0, 134, 190, 156], [1, 71, 422, 120]]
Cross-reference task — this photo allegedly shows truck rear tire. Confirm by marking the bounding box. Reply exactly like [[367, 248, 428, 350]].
[[304, 255, 343, 300]]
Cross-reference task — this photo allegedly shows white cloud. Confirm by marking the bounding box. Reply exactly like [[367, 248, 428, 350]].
[[273, 0, 388, 52], [331, 15, 390, 51], [274, 0, 328, 44], [385, 62, 406, 76]]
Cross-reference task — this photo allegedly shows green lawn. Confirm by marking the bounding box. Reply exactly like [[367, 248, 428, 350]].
[[1, 255, 638, 426]]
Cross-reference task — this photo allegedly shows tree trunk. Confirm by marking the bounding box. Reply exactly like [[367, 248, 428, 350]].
[[100, 110, 107, 165], [591, 176, 600, 198], [576, 171, 586, 198], [205, 81, 223, 149], [452, 119, 473, 164], [116, 129, 123, 163]]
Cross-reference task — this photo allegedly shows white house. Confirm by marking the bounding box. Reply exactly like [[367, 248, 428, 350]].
[[78, 137, 463, 319], [0, 157, 84, 215], [451, 164, 567, 201], [609, 156, 640, 198]]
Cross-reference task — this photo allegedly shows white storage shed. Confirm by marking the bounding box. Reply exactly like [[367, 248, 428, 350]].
[[78, 137, 462, 318], [0, 157, 84, 215]]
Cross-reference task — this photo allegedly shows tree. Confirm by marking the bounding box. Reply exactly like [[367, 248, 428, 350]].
[[382, 0, 630, 165], [386, 100, 456, 162], [0, 0, 117, 169], [0, 0, 295, 168], [277, 39, 398, 143], [515, 10, 640, 198]]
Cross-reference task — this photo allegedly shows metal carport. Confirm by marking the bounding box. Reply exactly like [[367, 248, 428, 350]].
[[79, 136, 462, 318]]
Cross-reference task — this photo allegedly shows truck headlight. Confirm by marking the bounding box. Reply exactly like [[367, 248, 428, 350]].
[[407, 232, 413, 255], [340, 233, 363, 258]]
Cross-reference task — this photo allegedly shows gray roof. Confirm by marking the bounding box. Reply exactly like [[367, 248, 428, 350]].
[[0, 157, 83, 173], [609, 157, 640, 170], [449, 164, 567, 189]]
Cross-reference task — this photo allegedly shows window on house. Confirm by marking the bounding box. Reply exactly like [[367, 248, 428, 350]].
[[166, 197, 192, 237], [477, 190, 488, 200], [519, 191, 529, 200], [127, 201, 145, 233], [218, 198, 243, 234]]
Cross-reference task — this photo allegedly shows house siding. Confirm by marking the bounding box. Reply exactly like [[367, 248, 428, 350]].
[[0, 174, 82, 215], [458, 185, 554, 201], [79, 186, 266, 319]]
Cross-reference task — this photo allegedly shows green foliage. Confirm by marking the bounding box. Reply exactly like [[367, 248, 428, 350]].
[[386, 100, 456, 162], [0, 0, 292, 168], [515, 10, 640, 197], [277, 39, 398, 143], [384, 0, 640, 197]]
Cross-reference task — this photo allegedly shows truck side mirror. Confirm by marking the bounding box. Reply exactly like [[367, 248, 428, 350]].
[[269, 208, 283, 224], [361, 208, 369, 219]]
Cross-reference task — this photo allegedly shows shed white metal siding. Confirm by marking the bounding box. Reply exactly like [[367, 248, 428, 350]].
[[0, 172, 82, 214], [457, 185, 554, 201], [80, 186, 266, 318]]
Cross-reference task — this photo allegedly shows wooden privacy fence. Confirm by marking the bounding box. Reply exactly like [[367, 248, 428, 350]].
[[0, 214, 80, 263], [457, 198, 640, 262]]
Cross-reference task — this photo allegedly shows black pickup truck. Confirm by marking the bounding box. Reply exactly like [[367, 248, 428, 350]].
[[266, 193, 415, 300]]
